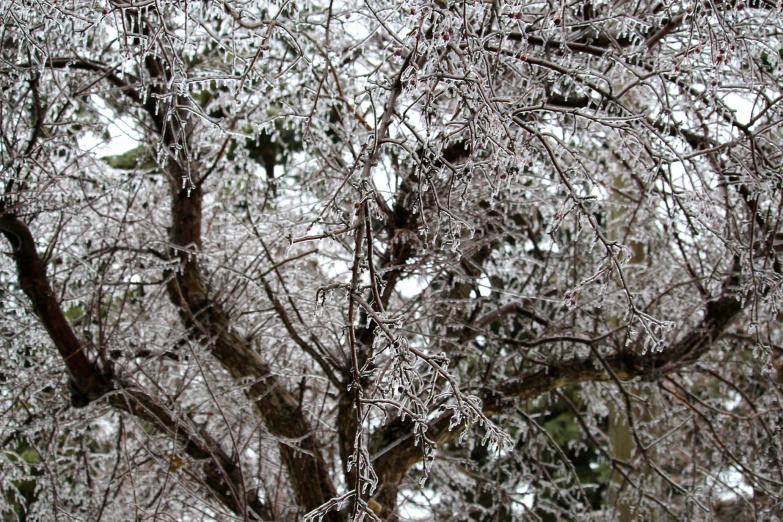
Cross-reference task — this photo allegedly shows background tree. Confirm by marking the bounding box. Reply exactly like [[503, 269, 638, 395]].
[[1, 0, 782, 520]]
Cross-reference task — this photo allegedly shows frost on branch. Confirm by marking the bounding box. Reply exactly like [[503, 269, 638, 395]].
[[1, 0, 782, 520]]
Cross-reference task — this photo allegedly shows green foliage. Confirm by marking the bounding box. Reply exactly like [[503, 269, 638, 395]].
[[3, 440, 42, 522], [101, 146, 154, 170]]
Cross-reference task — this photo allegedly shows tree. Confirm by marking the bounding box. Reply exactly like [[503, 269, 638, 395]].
[[1, 0, 782, 520]]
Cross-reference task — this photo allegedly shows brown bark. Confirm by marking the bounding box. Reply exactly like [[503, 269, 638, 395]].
[[0, 215, 111, 404], [0, 200, 339, 520], [0, 214, 269, 519], [165, 183, 343, 521]]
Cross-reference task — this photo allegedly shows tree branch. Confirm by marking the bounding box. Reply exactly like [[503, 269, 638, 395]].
[[165, 183, 343, 521], [0, 214, 111, 404], [109, 388, 271, 520], [370, 279, 744, 514], [0, 214, 269, 519]]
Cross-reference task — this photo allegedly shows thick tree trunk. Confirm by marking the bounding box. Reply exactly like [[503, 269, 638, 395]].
[[165, 182, 343, 521]]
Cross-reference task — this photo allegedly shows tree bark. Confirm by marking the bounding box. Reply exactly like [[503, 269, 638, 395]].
[[0, 215, 111, 404], [0, 214, 270, 519], [165, 182, 343, 521]]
